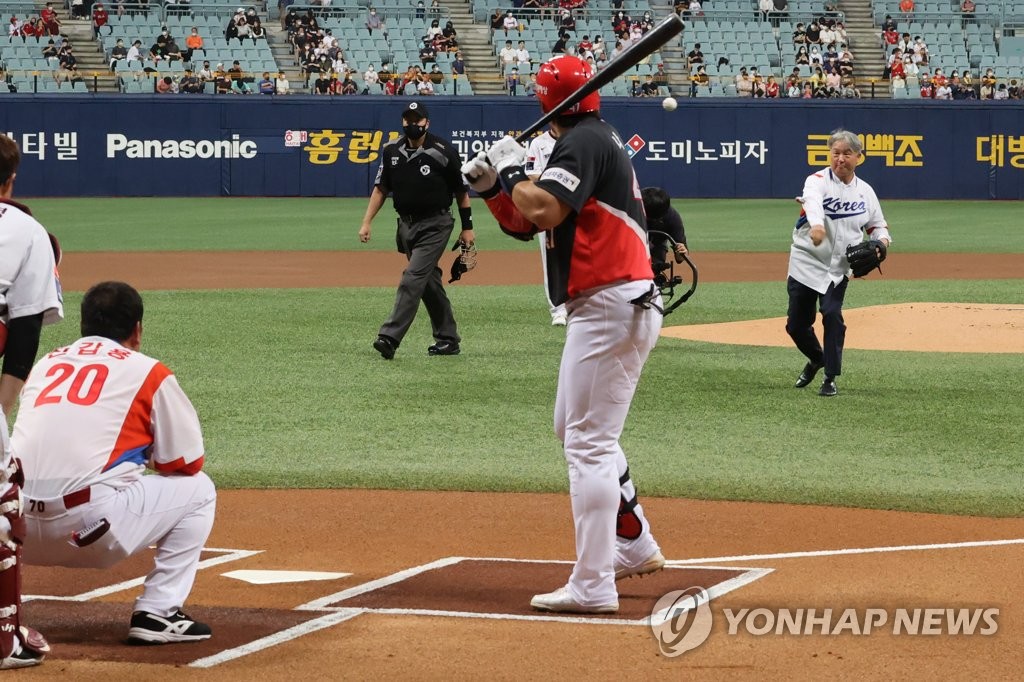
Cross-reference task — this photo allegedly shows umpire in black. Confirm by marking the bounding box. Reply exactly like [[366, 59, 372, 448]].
[[358, 101, 475, 359]]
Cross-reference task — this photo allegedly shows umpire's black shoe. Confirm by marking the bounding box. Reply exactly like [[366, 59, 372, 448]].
[[795, 362, 823, 388], [819, 377, 838, 397], [373, 335, 398, 360], [427, 341, 460, 356]]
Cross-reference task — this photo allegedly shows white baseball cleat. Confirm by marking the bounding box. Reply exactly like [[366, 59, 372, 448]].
[[551, 313, 567, 326], [530, 587, 618, 614], [614, 550, 666, 581]]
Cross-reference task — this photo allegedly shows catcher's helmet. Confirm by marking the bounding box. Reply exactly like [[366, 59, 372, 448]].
[[535, 54, 600, 116]]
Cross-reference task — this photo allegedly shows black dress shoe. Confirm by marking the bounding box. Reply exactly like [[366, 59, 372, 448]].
[[819, 377, 838, 397], [794, 362, 823, 388], [373, 335, 397, 360], [427, 341, 460, 356]]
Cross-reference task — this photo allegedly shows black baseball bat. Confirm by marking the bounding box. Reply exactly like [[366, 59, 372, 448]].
[[515, 14, 685, 143]]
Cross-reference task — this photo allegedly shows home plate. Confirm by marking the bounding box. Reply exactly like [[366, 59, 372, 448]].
[[223, 570, 352, 584]]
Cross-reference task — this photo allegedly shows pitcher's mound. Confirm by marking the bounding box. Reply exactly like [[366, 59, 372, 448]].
[[662, 303, 1024, 353]]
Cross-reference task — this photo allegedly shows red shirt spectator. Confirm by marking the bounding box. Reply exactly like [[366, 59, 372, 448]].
[[765, 77, 780, 98], [21, 19, 38, 37], [920, 83, 933, 98], [92, 3, 109, 33], [890, 59, 906, 80], [41, 3, 59, 35], [899, 0, 914, 12], [883, 27, 898, 45]]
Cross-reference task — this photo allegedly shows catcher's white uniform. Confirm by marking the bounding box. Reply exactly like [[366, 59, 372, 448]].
[[525, 131, 566, 324], [14, 336, 215, 618]]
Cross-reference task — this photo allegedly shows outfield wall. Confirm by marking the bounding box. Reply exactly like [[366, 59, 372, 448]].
[[3, 95, 1023, 199]]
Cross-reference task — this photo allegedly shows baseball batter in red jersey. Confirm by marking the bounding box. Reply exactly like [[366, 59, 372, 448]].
[[13, 281, 217, 645], [0, 133, 62, 669], [463, 54, 665, 614]]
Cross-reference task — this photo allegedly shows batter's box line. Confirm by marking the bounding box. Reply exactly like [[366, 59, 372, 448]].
[[25, 547, 263, 603], [296, 556, 772, 626]]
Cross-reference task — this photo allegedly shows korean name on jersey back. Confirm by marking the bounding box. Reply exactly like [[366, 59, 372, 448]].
[[107, 134, 257, 159]]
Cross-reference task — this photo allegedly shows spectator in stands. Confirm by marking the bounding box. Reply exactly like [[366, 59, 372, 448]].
[[825, 67, 841, 90], [416, 72, 435, 95], [126, 39, 143, 63], [792, 22, 806, 44], [687, 43, 704, 69], [981, 67, 996, 90], [251, 19, 265, 41], [157, 26, 173, 49], [235, 15, 253, 43], [612, 10, 628, 33], [451, 52, 465, 75], [592, 36, 606, 62], [882, 26, 898, 47], [164, 37, 183, 62], [43, 38, 59, 62], [58, 46, 83, 85], [735, 67, 752, 96], [515, 40, 531, 67], [503, 11, 520, 36], [652, 62, 668, 88], [341, 73, 358, 95], [935, 79, 952, 99], [41, 2, 60, 35], [901, 54, 917, 78], [641, 74, 660, 97], [442, 21, 458, 52], [214, 64, 231, 93], [365, 7, 387, 38], [819, 23, 836, 47], [415, 0, 425, 19], [276, 71, 290, 94], [689, 64, 709, 96], [283, 7, 297, 33], [810, 65, 825, 89], [559, 8, 576, 33], [107, 37, 126, 70], [899, 0, 914, 16], [1007, 80, 1020, 99], [180, 68, 202, 93], [772, 0, 788, 25], [992, 83, 1007, 100], [427, 18, 442, 40], [809, 45, 823, 66], [933, 67, 948, 88], [962, 69, 975, 92], [419, 37, 437, 66], [70, 0, 86, 20], [786, 80, 801, 97], [897, 32, 912, 54], [257, 71, 274, 94], [363, 64, 379, 92], [912, 36, 928, 64], [882, 14, 896, 32], [313, 70, 332, 94], [834, 22, 847, 44], [489, 8, 504, 32], [553, 31, 570, 55], [92, 2, 109, 38], [919, 77, 933, 98], [228, 59, 246, 87], [506, 65, 520, 95], [688, 0, 703, 19], [149, 39, 166, 61], [758, 0, 773, 21], [156, 75, 174, 93], [765, 74, 780, 97], [428, 63, 444, 85], [960, 0, 975, 24], [805, 20, 821, 44], [499, 39, 516, 67], [840, 76, 860, 98], [796, 46, 810, 65], [183, 27, 204, 62]]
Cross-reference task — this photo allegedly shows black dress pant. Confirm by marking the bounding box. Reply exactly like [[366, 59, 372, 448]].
[[785, 275, 848, 377]]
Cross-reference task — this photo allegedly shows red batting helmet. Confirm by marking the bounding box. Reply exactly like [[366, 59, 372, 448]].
[[535, 54, 600, 116]]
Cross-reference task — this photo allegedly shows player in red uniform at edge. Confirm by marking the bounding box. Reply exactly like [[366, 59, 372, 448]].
[[462, 54, 666, 613]]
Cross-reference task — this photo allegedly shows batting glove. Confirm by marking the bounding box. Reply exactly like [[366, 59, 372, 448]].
[[460, 152, 500, 198], [487, 135, 529, 194]]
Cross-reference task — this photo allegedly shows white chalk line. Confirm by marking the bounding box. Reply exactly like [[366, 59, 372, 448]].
[[188, 609, 362, 669], [296, 556, 465, 611], [24, 547, 262, 602], [667, 537, 1024, 566]]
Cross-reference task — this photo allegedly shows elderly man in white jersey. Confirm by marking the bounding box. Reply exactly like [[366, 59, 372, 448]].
[[0, 132, 63, 670], [524, 129, 568, 326], [787, 129, 892, 397], [14, 281, 217, 644]]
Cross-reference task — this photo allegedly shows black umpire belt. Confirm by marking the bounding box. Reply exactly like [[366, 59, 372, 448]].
[[398, 208, 451, 223]]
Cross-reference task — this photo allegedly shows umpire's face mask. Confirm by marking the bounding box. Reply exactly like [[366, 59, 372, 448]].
[[403, 120, 428, 141]]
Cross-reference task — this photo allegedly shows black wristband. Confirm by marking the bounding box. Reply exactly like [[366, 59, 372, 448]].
[[478, 182, 500, 200], [498, 165, 528, 194], [458, 205, 473, 231]]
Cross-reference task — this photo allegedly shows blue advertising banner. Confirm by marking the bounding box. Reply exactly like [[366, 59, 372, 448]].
[[2, 95, 1022, 199]]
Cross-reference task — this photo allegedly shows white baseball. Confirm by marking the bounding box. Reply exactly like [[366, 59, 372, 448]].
[[662, 96, 678, 112]]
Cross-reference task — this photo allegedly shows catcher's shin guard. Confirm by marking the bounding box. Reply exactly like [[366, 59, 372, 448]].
[[0, 461, 49, 669]]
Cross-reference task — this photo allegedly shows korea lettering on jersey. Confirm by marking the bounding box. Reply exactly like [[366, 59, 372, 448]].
[[13, 337, 205, 501], [790, 167, 892, 294]]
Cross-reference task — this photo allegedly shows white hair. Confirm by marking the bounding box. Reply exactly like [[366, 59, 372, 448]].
[[828, 129, 862, 154]]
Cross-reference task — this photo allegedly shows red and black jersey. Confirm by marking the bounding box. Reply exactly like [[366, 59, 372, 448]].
[[534, 116, 652, 305]]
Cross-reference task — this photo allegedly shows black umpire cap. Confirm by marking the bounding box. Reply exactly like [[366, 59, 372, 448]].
[[402, 101, 429, 120]]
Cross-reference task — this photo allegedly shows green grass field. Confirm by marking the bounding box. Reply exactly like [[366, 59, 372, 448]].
[[29, 198, 1024, 517]]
